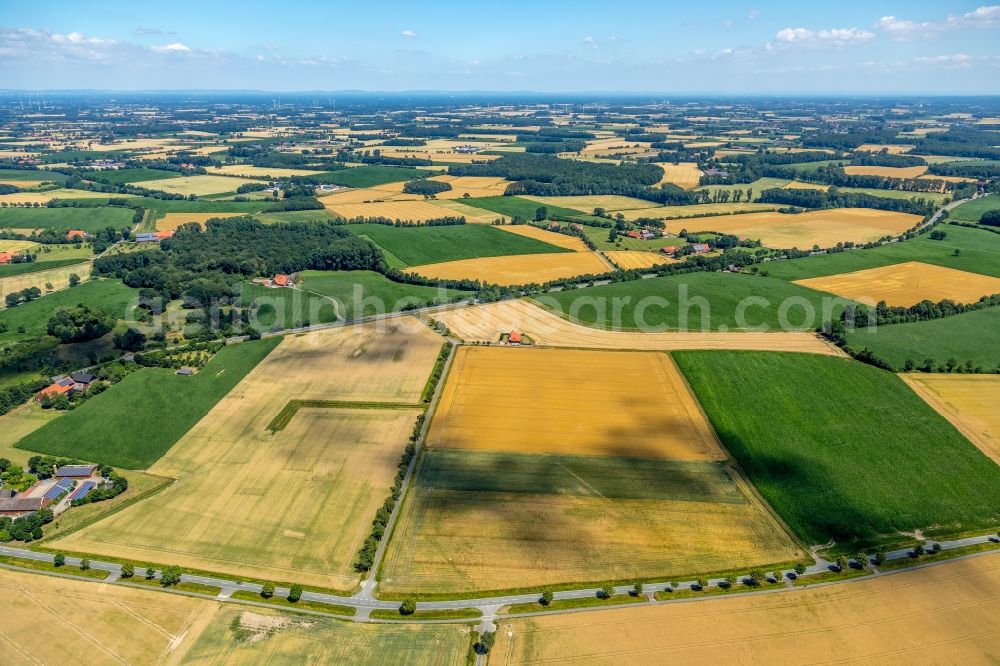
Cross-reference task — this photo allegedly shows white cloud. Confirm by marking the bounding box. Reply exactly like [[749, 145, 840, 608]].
[[875, 5, 1000, 39], [400, 29, 416, 38], [947, 5, 1000, 28], [747, 9, 760, 20], [773, 26, 874, 47], [262, 43, 280, 50], [132, 27, 173, 36], [582, 35, 596, 47], [151, 42, 190, 53]]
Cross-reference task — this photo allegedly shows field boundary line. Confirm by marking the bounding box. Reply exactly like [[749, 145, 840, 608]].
[[265, 399, 425, 432]]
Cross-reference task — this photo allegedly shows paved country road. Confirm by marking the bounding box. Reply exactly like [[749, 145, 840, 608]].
[[3, 530, 998, 624]]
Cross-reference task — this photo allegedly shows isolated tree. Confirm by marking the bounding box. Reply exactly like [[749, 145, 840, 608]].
[[53, 553, 65, 567], [260, 582, 275, 599], [120, 563, 134, 579], [599, 583, 614, 599], [160, 565, 182, 587], [145, 565, 157, 580], [540, 590, 553, 606], [632, 582, 644, 596], [834, 555, 848, 572], [400, 598, 416, 615], [793, 562, 807, 575], [477, 630, 496, 654], [288, 584, 302, 602], [534, 206, 548, 222], [80, 558, 90, 571], [68, 273, 80, 287], [854, 552, 868, 569]]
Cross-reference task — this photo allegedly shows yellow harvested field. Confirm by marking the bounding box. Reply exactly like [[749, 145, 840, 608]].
[[901, 374, 1000, 464], [53, 320, 445, 589], [407, 252, 609, 286], [605, 250, 676, 270], [0, 239, 38, 253], [617, 202, 779, 221], [0, 188, 125, 205], [325, 199, 500, 224], [681, 208, 922, 248], [856, 143, 915, 154], [374, 138, 504, 163], [843, 165, 928, 179], [140, 174, 262, 196], [210, 164, 326, 178], [784, 180, 827, 190], [429, 347, 724, 460], [0, 566, 212, 666], [492, 552, 1000, 665], [155, 212, 244, 231], [655, 162, 703, 189], [428, 175, 513, 198], [522, 194, 656, 212], [0, 261, 92, 305], [433, 299, 846, 356], [795, 261, 1000, 307], [497, 224, 590, 251]]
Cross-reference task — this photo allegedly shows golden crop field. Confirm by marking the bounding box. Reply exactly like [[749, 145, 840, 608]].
[[53, 320, 444, 589], [783, 180, 827, 190], [407, 251, 610, 286], [497, 224, 591, 251], [0, 239, 38, 253], [210, 165, 326, 178], [432, 299, 846, 356], [155, 212, 245, 232], [374, 138, 504, 163], [429, 347, 725, 460], [680, 208, 922, 248], [325, 199, 500, 224], [901, 374, 1000, 464], [140, 174, 263, 196], [655, 162, 703, 189], [0, 566, 212, 666], [843, 165, 928, 179], [795, 261, 1000, 307], [428, 175, 513, 198], [493, 552, 1000, 665], [522, 194, 655, 212], [856, 143, 915, 154], [605, 250, 675, 270], [0, 188, 127, 205], [616, 202, 779, 222], [177, 606, 471, 665], [0, 261, 92, 304]]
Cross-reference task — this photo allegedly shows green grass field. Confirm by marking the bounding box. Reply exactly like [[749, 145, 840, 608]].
[[344, 223, 571, 267], [760, 224, 1000, 280], [240, 283, 337, 330], [845, 306, 1000, 372], [81, 168, 180, 185], [695, 177, 790, 200], [837, 186, 949, 204], [300, 270, 467, 314], [535, 272, 845, 332], [461, 195, 605, 223], [305, 166, 438, 187], [0, 279, 138, 344], [180, 605, 469, 665], [0, 256, 88, 279], [0, 207, 134, 233], [673, 351, 1000, 546], [0, 168, 68, 184], [950, 196, 1000, 224], [15, 338, 279, 468], [255, 208, 336, 224]]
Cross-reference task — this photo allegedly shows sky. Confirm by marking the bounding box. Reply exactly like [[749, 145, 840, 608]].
[[1, 1, 999, 93]]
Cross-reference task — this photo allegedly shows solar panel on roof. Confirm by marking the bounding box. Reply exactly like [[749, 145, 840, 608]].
[[68, 481, 95, 501]]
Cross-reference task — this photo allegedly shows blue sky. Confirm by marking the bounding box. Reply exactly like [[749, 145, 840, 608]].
[[1, 1, 998, 92]]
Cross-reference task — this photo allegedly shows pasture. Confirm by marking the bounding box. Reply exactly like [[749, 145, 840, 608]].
[[429, 347, 725, 460], [950, 195, 1000, 224], [655, 162, 702, 189], [0, 567, 213, 666], [844, 306, 1000, 371], [299, 269, 466, 317], [82, 167, 180, 184], [16, 338, 279, 468], [53, 321, 444, 587], [521, 194, 657, 212], [794, 261, 1000, 306], [617, 202, 780, 221], [433, 299, 844, 355], [458, 195, 602, 223], [538, 271, 846, 332], [492, 553, 1000, 665], [902, 374, 1000, 464], [210, 164, 326, 178], [680, 208, 921, 249], [0, 168, 68, 184], [140, 174, 262, 196], [312, 165, 434, 188], [344, 222, 569, 266], [179, 606, 470, 665], [674, 351, 1000, 545], [406, 251, 609, 286], [0, 206, 134, 233], [0, 279, 137, 343]]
